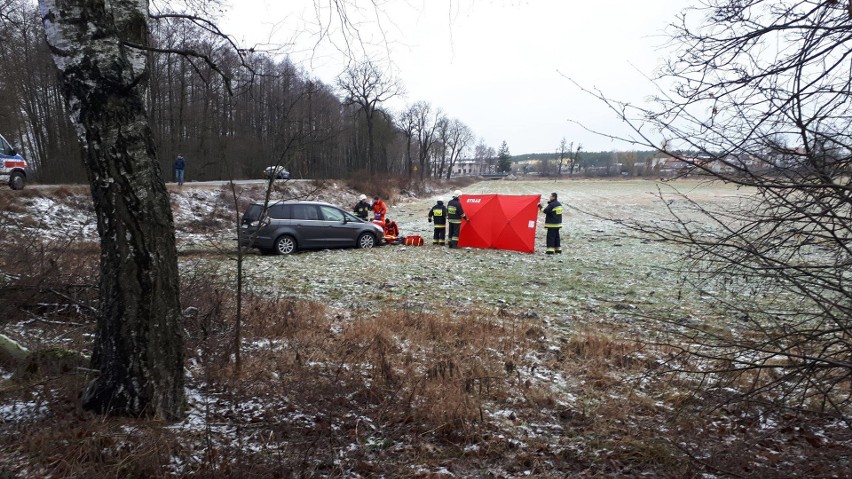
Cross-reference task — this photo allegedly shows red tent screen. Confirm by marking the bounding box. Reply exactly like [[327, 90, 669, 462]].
[[457, 194, 541, 253]]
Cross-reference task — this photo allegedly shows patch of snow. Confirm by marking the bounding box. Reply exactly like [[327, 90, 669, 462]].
[[0, 401, 48, 423]]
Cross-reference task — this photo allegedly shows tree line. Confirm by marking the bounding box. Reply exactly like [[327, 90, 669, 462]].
[[0, 0, 503, 184]]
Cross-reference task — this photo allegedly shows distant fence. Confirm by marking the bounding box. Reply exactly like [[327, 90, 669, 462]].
[[479, 173, 510, 180]]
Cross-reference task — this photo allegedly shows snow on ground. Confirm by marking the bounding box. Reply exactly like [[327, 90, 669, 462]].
[[1, 178, 750, 377], [207, 179, 749, 326], [0, 178, 752, 375], [0, 400, 48, 423], [2, 195, 97, 240], [13, 178, 840, 477]]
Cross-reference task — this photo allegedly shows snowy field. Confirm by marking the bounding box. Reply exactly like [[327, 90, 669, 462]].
[[7, 178, 846, 478], [199, 178, 751, 329]]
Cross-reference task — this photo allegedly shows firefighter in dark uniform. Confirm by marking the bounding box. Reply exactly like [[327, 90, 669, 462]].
[[447, 190, 468, 249], [539, 192, 563, 254], [353, 194, 371, 220], [427, 199, 448, 245]]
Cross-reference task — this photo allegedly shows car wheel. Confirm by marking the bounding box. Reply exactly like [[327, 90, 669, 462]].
[[9, 171, 25, 190], [274, 235, 297, 255], [357, 233, 376, 249]]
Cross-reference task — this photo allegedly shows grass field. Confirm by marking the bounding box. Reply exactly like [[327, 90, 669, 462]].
[[2, 178, 848, 478], [224, 178, 749, 327]]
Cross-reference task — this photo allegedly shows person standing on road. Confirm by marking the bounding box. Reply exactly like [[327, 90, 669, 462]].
[[372, 195, 388, 222], [427, 199, 448, 245], [174, 154, 186, 186], [539, 192, 563, 254], [353, 194, 371, 220], [447, 190, 468, 249]]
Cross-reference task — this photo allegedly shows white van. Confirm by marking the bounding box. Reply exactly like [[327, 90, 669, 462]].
[[0, 133, 28, 190]]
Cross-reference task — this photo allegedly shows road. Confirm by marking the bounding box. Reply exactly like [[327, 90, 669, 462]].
[[8, 178, 307, 191]]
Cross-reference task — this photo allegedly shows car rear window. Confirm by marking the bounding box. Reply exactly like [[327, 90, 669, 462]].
[[268, 204, 292, 219], [242, 204, 263, 223], [292, 204, 320, 220]]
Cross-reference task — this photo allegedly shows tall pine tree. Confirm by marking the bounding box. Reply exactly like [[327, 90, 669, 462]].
[[497, 141, 512, 173]]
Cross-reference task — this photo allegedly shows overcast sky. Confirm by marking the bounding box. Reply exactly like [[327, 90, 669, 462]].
[[224, 1, 686, 154]]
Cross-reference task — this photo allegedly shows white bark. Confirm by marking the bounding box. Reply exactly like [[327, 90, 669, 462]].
[[38, 0, 184, 420]]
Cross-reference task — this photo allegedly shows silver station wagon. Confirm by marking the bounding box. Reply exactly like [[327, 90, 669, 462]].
[[240, 200, 385, 255]]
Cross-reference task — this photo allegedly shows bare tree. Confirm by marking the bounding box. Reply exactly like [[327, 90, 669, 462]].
[[618, 151, 637, 176], [474, 139, 494, 175], [444, 119, 474, 179], [411, 101, 444, 181], [556, 138, 569, 176], [556, 138, 582, 177], [433, 117, 450, 179], [336, 59, 403, 173], [569, 143, 582, 177], [0, 0, 82, 182], [396, 105, 418, 179], [39, 0, 183, 419], [586, 0, 852, 424]]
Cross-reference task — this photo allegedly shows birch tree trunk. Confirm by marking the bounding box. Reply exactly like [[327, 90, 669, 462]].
[[39, 0, 184, 419]]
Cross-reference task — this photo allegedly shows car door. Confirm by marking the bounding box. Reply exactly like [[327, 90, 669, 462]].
[[318, 205, 359, 247], [291, 204, 325, 248]]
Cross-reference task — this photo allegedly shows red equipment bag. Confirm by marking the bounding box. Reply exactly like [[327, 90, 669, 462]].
[[403, 235, 424, 246]]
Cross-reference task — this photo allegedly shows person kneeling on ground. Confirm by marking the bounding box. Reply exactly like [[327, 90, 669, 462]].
[[383, 217, 401, 244]]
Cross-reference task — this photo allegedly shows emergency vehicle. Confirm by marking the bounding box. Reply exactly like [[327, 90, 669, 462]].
[[0, 133, 28, 190]]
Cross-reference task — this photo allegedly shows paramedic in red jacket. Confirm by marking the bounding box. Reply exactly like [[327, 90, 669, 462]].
[[383, 217, 399, 243], [372, 195, 388, 222]]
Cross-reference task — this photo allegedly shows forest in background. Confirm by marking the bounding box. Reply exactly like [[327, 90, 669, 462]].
[[0, 0, 654, 185], [0, 1, 485, 183]]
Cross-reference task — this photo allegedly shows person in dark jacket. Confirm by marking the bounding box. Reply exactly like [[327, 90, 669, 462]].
[[353, 194, 371, 220], [427, 199, 448, 245], [174, 154, 186, 185], [539, 192, 563, 254], [446, 190, 468, 249]]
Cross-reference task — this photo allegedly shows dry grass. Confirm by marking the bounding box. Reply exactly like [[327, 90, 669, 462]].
[[2, 264, 849, 477], [0, 225, 98, 355], [5, 375, 180, 478], [193, 286, 536, 436], [2, 187, 850, 477], [346, 170, 395, 201]]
